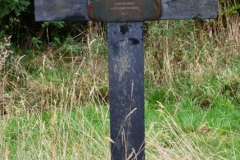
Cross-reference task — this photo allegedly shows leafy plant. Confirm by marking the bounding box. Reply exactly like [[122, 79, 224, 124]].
[[0, 0, 31, 38]]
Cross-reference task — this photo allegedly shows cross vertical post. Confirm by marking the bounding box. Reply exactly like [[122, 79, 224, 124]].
[[34, 0, 218, 159], [108, 22, 145, 160]]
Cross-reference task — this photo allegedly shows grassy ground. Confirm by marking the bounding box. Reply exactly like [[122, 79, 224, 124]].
[[1, 100, 240, 159], [0, 16, 240, 159]]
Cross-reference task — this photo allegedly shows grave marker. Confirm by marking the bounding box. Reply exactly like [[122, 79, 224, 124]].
[[34, 0, 217, 159]]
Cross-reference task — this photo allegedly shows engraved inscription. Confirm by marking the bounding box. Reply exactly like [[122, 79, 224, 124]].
[[110, 1, 139, 16]]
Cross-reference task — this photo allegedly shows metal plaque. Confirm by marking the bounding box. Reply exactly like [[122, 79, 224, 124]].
[[88, 0, 161, 22]]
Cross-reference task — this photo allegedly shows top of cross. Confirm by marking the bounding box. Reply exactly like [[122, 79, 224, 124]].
[[34, 0, 217, 22]]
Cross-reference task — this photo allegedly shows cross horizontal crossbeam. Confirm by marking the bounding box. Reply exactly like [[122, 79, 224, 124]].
[[35, 0, 217, 21]]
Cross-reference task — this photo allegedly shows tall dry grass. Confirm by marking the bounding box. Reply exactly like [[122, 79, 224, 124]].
[[0, 9, 239, 159], [144, 14, 240, 87]]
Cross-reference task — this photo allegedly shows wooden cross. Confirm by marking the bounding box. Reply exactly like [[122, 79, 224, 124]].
[[34, 0, 217, 159]]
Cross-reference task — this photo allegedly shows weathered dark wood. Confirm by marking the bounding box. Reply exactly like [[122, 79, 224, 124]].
[[34, 0, 217, 21], [34, 0, 88, 21], [108, 22, 145, 160], [161, 0, 217, 19], [34, 1, 218, 160]]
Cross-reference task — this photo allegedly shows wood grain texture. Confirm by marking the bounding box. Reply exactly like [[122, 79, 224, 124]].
[[161, 0, 217, 19], [34, 0, 88, 21], [34, 0, 217, 21], [108, 22, 145, 160]]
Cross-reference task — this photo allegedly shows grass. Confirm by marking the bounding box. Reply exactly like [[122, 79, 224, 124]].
[[0, 104, 110, 159], [1, 16, 240, 159], [1, 100, 239, 159]]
